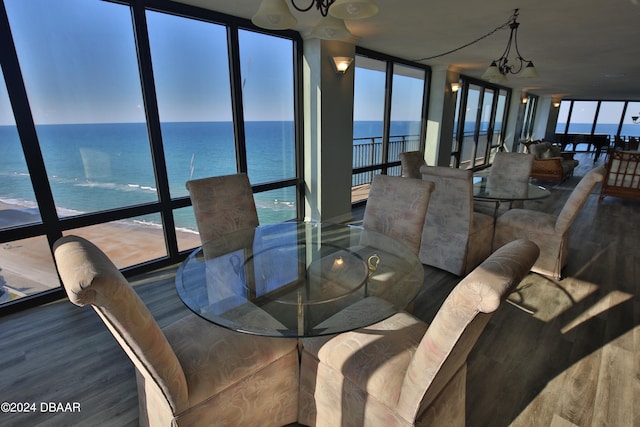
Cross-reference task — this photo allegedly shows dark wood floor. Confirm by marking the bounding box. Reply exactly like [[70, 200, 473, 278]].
[[0, 153, 637, 427]]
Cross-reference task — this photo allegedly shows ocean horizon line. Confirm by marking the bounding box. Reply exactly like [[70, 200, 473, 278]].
[[0, 119, 422, 127]]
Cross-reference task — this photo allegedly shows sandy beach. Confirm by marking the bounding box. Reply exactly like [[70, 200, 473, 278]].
[[0, 200, 202, 299]]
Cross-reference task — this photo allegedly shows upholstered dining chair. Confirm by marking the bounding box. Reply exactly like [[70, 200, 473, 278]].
[[493, 166, 605, 280], [476, 151, 535, 214], [186, 173, 259, 244], [489, 151, 535, 181], [298, 239, 539, 427], [53, 235, 299, 427], [363, 174, 435, 255], [419, 165, 494, 276], [399, 151, 428, 179]]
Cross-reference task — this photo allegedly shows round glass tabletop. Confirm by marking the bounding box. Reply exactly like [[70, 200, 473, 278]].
[[176, 222, 424, 337]]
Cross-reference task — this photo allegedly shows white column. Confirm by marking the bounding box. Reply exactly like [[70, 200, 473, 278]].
[[303, 39, 355, 223], [425, 65, 459, 166]]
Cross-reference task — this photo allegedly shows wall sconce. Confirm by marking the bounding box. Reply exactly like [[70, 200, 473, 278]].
[[521, 96, 529, 104], [332, 56, 354, 74], [553, 101, 561, 108], [451, 82, 461, 93]]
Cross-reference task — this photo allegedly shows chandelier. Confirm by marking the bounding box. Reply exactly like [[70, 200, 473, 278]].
[[251, 0, 378, 40], [481, 9, 539, 84]]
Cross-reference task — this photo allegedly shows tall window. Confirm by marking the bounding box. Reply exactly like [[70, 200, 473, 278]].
[[238, 30, 297, 223], [621, 102, 640, 138], [0, 69, 40, 227], [0, 0, 301, 310], [351, 49, 428, 203], [389, 64, 427, 163], [452, 78, 510, 169], [556, 99, 640, 142], [594, 102, 624, 135], [8, 0, 155, 217], [567, 101, 598, 134]]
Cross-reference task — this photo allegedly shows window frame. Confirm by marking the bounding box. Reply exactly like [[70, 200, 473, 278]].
[[555, 99, 640, 143], [351, 46, 430, 205], [451, 76, 511, 170], [0, 0, 304, 314]]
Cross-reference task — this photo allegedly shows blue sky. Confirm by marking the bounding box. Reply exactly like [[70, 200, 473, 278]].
[[1, 0, 428, 127], [2, 0, 295, 125], [3, 0, 631, 128]]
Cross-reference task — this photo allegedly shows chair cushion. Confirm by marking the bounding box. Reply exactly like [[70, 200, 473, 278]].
[[549, 145, 562, 157], [496, 208, 556, 234], [472, 211, 494, 231], [530, 142, 552, 158], [163, 314, 298, 408], [302, 312, 428, 411], [539, 149, 554, 159]]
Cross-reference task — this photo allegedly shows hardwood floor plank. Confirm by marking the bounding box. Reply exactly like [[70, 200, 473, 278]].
[[591, 344, 635, 427], [554, 341, 601, 426]]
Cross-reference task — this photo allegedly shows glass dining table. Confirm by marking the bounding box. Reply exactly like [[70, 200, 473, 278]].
[[473, 175, 550, 217], [175, 221, 424, 338]]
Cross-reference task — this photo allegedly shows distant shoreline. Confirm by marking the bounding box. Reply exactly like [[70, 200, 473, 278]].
[[0, 200, 201, 298]]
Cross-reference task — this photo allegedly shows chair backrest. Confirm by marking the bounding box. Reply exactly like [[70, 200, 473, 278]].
[[399, 151, 428, 179], [53, 235, 189, 413], [363, 174, 435, 255], [555, 167, 605, 233], [418, 165, 473, 274], [186, 173, 259, 244], [397, 239, 539, 420], [489, 151, 534, 182]]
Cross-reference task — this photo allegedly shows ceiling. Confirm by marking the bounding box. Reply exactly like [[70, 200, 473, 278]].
[[173, 0, 640, 101]]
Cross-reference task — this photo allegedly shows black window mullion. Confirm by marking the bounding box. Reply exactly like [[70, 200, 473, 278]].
[[381, 61, 393, 173], [453, 82, 469, 168], [591, 101, 601, 135], [418, 69, 430, 154], [130, 2, 179, 258], [617, 102, 628, 137], [292, 37, 305, 220], [227, 26, 248, 175], [0, 2, 60, 249], [470, 87, 485, 168]]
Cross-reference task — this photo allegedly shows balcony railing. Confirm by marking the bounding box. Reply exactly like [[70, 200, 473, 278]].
[[350, 133, 420, 204], [351, 134, 420, 186]]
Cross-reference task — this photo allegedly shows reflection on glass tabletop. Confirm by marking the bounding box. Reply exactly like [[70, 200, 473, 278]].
[[473, 175, 550, 201], [176, 222, 424, 337]]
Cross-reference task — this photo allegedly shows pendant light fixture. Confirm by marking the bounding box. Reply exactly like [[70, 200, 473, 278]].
[[252, 0, 378, 40], [481, 9, 539, 84]]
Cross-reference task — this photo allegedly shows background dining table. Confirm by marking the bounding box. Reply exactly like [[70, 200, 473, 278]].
[[473, 175, 550, 218]]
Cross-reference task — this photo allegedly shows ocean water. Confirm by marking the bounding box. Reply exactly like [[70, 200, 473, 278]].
[[555, 122, 640, 138], [0, 121, 419, 232]]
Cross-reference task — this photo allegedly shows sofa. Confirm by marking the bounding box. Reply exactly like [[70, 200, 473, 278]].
[[528, 141, 579, 182], [600, 150, 640, 201]]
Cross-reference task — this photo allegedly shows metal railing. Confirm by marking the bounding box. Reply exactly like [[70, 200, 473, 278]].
[[351, 134, 420, 186]]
